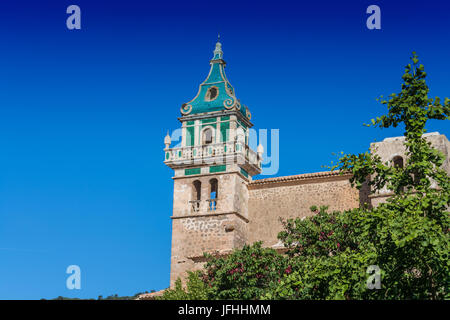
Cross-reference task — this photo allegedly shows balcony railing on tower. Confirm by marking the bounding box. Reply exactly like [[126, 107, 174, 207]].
[[188, 199, 219, 213], [206, 198, 217, 212], [189, 200, 201, 212], [164, 141, 261, 169]]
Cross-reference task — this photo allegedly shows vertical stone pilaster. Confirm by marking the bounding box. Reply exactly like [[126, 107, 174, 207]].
[[181, 121, 186, 147], [229, 115, 237, 142], [194, 120, 200, 146]]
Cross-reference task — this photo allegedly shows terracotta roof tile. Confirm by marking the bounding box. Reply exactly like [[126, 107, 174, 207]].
[[249, 170, 351, 186]]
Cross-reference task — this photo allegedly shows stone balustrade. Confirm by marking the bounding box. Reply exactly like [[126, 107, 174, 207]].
[[188, 200, 201, 212], [164, 141, 259, 167], [187, 199, 219, 213]]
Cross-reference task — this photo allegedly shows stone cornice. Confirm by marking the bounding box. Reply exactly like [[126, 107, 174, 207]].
[[249, 171, 352, 188], [170, 211, 249, 223], [178, 109, 253, 128]]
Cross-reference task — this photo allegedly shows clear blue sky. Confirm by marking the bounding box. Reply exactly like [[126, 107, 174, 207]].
[[0, 0, 449, 299]]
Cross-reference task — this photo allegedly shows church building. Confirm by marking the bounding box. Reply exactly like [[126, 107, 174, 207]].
[[163, 40, 450, 286]]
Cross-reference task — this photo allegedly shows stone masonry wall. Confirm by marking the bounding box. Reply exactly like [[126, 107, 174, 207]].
[[247, 172, 360, 247], [369, 133, 450, 206], [170, 213, 248, 286], [170, 172, 249, 286]]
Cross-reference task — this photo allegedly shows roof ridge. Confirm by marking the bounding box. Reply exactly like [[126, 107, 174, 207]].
[[250, 170, 351, 185]]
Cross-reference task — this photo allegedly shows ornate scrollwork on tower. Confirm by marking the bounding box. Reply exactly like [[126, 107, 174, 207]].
[[223, 98, 235, 109], [245, 106, 251, 120], [180, 103, 192, 115]]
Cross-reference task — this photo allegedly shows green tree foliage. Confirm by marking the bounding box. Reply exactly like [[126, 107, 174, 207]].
[[201, 242, 288, 299], [159, 271, 209, 300], [267, 52, 450, 299], [162, 243, 288, 300], [267, 206, 377, 299]]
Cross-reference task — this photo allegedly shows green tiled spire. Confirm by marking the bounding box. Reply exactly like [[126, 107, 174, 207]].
[[180, 39, 251, 120]]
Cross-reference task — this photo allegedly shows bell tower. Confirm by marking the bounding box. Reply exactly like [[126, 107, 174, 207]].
[[164, 39, 262, 285]]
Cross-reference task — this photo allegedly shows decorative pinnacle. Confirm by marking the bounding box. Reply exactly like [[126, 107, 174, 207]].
[[257, 143, 264, 157], [213, 35, 223, 60], [164, 131, 171, 148]]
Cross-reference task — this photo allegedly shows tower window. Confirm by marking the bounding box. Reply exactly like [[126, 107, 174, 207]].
[[191, 180, 201, 212], [210, 178, 218, 199], [203, 128, 213, 145], [205, 86, 219, 101], [208, 178, 218, 211], [392, 156, 404, 168], [193, 180, 201, 200]]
